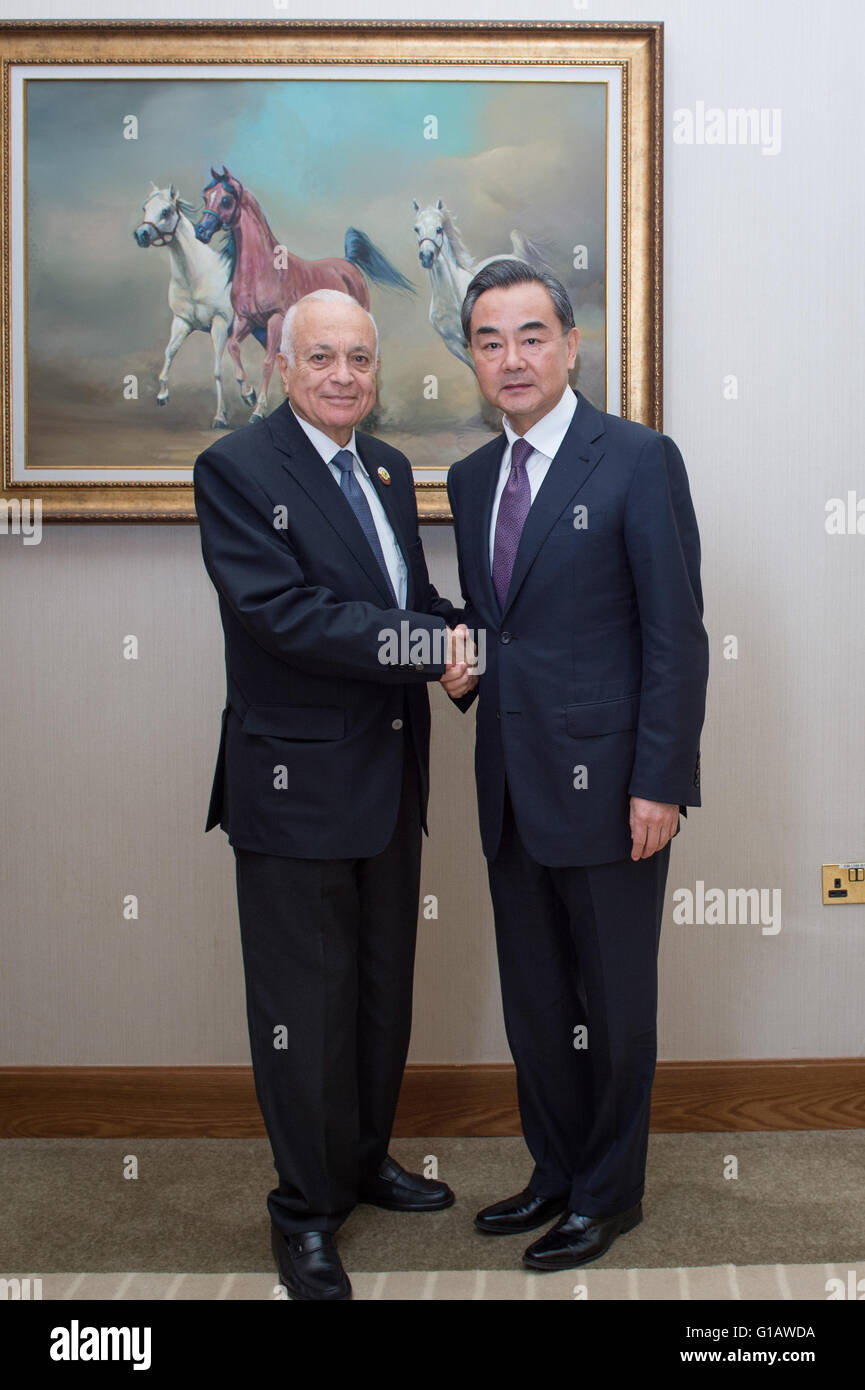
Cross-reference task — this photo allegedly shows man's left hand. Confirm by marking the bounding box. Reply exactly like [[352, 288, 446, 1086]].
[[629, 797, 679, 861]]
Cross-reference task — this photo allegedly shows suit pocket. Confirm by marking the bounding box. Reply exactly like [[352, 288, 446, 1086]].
[[565, 692, 640, 737], [241, 705, 345, 740], [549, 506, 612, 540]]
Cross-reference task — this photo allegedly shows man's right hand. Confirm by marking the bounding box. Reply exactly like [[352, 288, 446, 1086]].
[[440, 624, 479, 698]]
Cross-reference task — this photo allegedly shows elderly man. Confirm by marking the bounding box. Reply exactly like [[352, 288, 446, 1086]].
[[443, 260, 709, 1270], [194, 289, 471, 1301]]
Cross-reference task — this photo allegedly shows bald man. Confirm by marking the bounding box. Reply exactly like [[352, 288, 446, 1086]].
[[194, 290, 470, 1300]]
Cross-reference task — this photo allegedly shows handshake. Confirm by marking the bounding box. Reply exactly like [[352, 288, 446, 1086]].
[[441, 624, 480, 699]]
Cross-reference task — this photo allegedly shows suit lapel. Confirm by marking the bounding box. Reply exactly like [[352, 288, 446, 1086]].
[[460, 434, 507, 624], [501, 392, 607, 618], [266, 400, 395, 606]]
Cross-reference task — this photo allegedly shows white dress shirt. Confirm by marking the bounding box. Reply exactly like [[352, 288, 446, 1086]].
[[489, 386, 579, 570], [289, 404, 408, 607]]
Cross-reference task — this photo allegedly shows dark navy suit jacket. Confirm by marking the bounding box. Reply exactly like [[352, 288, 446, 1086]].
[[194, 399, 460, 860], [447, 391, 709, 867]]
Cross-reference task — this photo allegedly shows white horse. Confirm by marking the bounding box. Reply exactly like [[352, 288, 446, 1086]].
[[411, 199, 550, 371], [133, 184, 253, 428]]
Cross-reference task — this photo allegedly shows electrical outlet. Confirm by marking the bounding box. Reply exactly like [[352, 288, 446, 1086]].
[[822, 863, 865, 905]]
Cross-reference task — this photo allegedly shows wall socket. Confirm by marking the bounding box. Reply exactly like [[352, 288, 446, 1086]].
[[822, 863, 865, 905]]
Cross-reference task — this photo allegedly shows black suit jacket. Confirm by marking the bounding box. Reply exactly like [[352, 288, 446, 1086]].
[[447, 391, 709, 867], [194, 399, 460, 859]]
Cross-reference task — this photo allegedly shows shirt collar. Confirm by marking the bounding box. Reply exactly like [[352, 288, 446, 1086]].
[[502, 386, 577, 461], [288, 402, 360, 468]]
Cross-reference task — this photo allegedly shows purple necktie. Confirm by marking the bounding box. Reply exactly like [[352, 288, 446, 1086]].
[[492, 437, 533, 610]]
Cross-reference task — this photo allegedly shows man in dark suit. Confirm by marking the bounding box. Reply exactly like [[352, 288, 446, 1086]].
[[194, 289, 471, 1301], [443, 260, 709, 1270]]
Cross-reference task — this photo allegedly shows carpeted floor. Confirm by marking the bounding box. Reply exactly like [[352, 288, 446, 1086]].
[[3, 1132, 864, 1276]]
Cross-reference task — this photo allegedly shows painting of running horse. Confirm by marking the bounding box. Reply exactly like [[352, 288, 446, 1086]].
[[132, 183, 240, 430], [195, 166, 414, 421], [412, 199, 550, 372]]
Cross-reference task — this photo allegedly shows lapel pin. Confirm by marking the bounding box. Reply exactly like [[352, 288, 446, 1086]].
[[377, 466, 391, 485]]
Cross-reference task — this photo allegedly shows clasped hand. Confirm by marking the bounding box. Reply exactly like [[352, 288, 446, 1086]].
[[440, 624, 479, 698]]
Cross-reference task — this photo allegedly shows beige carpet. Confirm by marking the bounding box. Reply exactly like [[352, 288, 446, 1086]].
[[2, 1133, 863, 1277]]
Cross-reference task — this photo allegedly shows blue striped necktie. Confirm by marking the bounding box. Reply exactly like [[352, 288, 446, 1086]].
[[331, 449, 398, 606]]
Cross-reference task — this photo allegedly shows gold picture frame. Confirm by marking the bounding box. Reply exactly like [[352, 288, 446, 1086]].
[[0, 19, 663, 522]]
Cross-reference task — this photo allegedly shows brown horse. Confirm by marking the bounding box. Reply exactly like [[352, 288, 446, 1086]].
[[195, 166, 413, 420]]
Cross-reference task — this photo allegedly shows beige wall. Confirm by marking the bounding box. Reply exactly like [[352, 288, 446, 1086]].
[[2, 0, 864, 1064]]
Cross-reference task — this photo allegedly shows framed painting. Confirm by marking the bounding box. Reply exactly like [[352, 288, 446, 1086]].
[[0, 20, 663, 521]]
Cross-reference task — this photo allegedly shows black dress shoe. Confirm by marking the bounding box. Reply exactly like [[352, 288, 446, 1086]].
[[358, 1155, 455, 1211], [271, 1226, 352, 1300], [474, 1187, 569, 1236], [522, 1201, 643, 1270]]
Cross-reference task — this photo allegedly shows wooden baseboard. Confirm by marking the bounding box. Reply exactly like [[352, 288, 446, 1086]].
[[0, 1060, 863, 1137]]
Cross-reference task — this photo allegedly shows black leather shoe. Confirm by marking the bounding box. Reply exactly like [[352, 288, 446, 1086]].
[[358, 1155, 455, 1211], [474, 1187, 569, 1236], [271, 1226, 352, 1300], [522, 1201, 643, 1270]]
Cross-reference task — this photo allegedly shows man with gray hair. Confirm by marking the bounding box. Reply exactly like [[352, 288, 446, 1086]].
[[280, 286, 380, 362], [443, 258, 708, 1270], [194, 289, 472, 1300]]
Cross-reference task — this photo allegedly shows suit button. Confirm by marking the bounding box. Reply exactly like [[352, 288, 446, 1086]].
[[500, 631, 512, 644], [392, 718, 403, 730], [496, 709, 501, 719]]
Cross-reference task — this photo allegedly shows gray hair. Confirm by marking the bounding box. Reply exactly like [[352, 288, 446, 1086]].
[[460, 259, 575, 344], [279, 289, 379, 364]]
